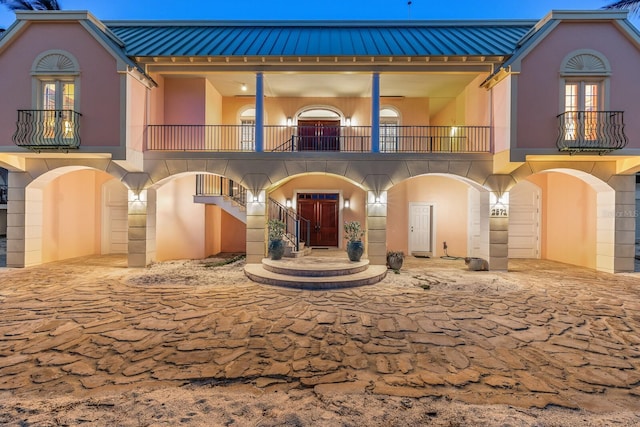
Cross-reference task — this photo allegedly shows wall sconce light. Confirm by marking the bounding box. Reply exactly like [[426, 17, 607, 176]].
[[286, 117, 292, 127], [286, 198, 292, 208], [344, 199, 350, 209], [241, 83, 247, 92], [345, 117, 351, 127]]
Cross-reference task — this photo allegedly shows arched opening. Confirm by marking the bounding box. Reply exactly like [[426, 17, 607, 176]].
[[151, 172, 247, 261], [24, 167, 123, 266], [294, 106, 345, 151], [387, 174, 490, 259], [526, 168, 615, 271], [269, 173, 366, 249]]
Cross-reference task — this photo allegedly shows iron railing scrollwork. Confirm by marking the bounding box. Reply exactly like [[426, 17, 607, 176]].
[[13, 110, 82, 150], [556, 111, 627, 153], [268, 198, 311, 253]]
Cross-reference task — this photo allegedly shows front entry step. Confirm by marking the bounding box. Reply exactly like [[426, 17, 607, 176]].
[[244, 257, 387, 289]]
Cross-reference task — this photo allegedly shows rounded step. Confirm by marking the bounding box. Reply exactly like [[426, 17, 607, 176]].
[[261, 257, 369, 277], [244, 264, 387, 290]]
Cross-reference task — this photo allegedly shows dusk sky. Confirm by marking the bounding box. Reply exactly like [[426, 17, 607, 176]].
[[0, 0, 638, 29]]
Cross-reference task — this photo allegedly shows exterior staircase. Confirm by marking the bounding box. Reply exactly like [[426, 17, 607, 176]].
[[244, 256, 387, 289], [193, 175, 247, 223]]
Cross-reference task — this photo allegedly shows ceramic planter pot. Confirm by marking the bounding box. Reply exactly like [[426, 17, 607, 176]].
[[269, 239, 285, 260], [346, 240, 364, 262], [387, 252, 404, 270]]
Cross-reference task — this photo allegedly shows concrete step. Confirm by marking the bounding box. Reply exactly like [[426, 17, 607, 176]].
[[244, 262, 387, 290], [262, 256, 369, 277]]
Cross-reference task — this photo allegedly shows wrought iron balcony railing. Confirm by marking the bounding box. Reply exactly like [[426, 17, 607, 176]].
[[556, 111, 627, 153], [13, 110, 82, 150], [146, 124, 491, 153], [0, 184, 7, 205]]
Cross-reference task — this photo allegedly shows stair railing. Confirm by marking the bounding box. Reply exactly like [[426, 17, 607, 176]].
[[268, 198, 311, 252]]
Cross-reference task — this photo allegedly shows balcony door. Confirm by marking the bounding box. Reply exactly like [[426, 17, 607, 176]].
[[297, 193, 339, 247], [563, 82, 601, 141], [298, 120, 340, 151], [41, 80, 76, 141]]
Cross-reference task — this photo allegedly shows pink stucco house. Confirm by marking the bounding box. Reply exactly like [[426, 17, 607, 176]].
[[0, 9, 639, 273]]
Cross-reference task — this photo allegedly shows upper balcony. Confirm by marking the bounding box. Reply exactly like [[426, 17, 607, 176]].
[[146, 124, 492, 153], [556, 111, 627, 154], [12, 110, 82, 151]]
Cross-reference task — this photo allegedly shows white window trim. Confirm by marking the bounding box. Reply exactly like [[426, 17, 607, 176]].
[[31, 50, 81, 111], [558, 50, 611, 114]]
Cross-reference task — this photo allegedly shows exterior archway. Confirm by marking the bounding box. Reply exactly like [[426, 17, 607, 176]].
[[22, 166, 123, 266], [525, 168, 615, 271], [268, 173, 366, 249], [149, 171, 247, 261], [387, 173, 490, 260]]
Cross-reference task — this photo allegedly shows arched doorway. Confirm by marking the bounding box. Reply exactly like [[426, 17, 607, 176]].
[[295, 107, 344, 151], [526, 168, 615, 271], [23, 166, 122, 266], [387, 174, 490, 259]]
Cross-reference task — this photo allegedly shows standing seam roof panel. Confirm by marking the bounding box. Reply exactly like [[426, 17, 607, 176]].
[[108, 23, 536, 57]]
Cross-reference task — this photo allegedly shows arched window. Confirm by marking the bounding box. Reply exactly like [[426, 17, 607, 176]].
[[31, 50, 81, 141], [559, 50, 610, 142], [298, 108, 340, 119], [380, 107, 400, 152]]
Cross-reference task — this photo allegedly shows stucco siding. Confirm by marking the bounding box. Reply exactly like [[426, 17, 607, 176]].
[[517, 21, 640, 150]]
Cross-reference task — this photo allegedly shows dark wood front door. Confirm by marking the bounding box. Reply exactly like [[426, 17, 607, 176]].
[[298, 120, 340, 151], [298, 193, 339, 247]]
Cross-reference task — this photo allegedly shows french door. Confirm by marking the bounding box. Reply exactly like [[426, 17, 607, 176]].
[[41, 80, 76, 140], [297, 193, 339, 247], [297, 120, 340, 151], [563, 81, 601, 141]]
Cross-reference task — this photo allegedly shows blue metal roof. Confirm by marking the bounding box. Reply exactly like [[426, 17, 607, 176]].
[[106, 21, 535, 57]]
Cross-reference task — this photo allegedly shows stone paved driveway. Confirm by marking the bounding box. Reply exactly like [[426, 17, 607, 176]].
[[0, 255, 639, 413]]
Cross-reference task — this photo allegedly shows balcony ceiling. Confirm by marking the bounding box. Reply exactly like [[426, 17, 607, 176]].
[[168, 72, 480, 98], [165, 71, 480, 112]]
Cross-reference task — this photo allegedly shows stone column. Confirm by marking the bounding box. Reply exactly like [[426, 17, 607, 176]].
[[607, 175, 635, 273], [128, 188, 157, 268], [366, 190, 387, 265], [5, 172, 34, 268], [489, 216, 508, 271], [246, 190, 266, 264]]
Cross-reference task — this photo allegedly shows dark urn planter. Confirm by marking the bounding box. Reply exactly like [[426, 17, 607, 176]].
[[387, 252, 404, 270], [346, 240, 364, 262], [269, 239, 285, 260]]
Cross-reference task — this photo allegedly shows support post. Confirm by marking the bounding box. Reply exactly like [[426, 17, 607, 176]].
[[246, 190, 267, 263], [371, 72, 380, 153], [128, 188, 157, 267], [255, 72, 264, 152], [366, 190, 387, 265]]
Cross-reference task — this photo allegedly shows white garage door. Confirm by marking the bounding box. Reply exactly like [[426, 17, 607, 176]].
[[509, 180, 541, 259]]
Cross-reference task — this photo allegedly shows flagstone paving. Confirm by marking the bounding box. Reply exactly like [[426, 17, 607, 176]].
[[0, 255, 639, 414]]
